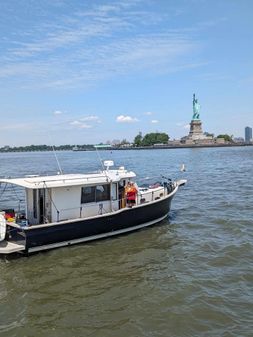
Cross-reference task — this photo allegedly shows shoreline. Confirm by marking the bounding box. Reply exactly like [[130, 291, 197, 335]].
[[106, 143, 253, 150], [0, 143, 252, 153]]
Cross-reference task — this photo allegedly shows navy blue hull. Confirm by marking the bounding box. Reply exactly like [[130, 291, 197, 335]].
[[22, 195, 173, 252]]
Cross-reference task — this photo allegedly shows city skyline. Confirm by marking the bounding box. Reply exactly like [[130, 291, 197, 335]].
[[245, 126, 252, 142], [0, 0, 253, 146]]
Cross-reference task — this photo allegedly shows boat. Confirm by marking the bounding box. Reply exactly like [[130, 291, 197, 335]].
[[0, 160, 186, 255]]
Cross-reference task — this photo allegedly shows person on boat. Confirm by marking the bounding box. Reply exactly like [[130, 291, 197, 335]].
[[125, 182, 138, 207]]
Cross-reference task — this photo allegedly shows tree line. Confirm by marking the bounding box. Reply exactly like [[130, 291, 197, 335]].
[[0, 144, 94, 152], [0, 133, 235, 152], [134, 132, 169, 146]]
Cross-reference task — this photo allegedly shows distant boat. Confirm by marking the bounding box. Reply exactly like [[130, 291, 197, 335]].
[[72, 146, 87, 151], [0, 160, 186, 256], [94, 144, 112, 149]]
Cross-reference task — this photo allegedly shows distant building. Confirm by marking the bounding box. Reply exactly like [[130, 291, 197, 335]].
[[245, 126, 252, 143], [233, 137, 244, 143]]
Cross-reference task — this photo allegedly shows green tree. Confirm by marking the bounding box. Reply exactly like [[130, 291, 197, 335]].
[[134, 132, 143, 146], [217, 134, 233, 142], [141, 132, 169, 146]]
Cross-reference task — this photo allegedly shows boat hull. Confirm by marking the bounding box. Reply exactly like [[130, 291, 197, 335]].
[[21, 193, 173, 253]]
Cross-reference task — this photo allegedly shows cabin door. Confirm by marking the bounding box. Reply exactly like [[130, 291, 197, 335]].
[[118, 180, 126, 209], [38, 189, 45, 224], [38, 188, 52, 224]]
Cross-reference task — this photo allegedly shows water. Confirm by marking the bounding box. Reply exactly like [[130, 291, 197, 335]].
[[0, 147, 252, 337]]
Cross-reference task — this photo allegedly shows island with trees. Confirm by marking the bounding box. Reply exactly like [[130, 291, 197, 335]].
[[133, 132, 169, 147], [0, 132, 249, 153]]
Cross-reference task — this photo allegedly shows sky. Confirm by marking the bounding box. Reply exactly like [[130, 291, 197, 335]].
[[0, 0, 253, 146]]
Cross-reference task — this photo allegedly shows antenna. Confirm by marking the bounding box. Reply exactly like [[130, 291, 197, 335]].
[[94, 146, 112, 194], [52, 144, 63, 174], [94, 145, 105, 171], [48, 133, 63, 174]]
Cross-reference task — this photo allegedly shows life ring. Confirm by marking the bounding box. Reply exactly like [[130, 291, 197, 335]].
[[0, 213, 6, 241]]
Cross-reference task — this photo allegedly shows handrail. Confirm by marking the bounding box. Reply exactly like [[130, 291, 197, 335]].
[[8, 185, 171, 225], [24, 173, 111, 185], [56, 187, 167, 219]]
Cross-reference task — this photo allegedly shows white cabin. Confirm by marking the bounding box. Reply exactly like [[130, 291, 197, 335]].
[[0, 164, 136, 225]]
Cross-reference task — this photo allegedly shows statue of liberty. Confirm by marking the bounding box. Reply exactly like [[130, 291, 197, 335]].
[[192, 93, 200, 120]]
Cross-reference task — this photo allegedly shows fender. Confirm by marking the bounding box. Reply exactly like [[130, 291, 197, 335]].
[[0, 213, 6, 241]]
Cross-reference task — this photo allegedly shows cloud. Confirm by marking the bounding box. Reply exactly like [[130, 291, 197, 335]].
[[53, 110, 63, 115], [52, 115, 101, 131], [80, 115, 101, 123], [151, 119, 159, 124], [144, 111, 153, 116], [116, 115, 139, 123], [69, 120, 92, 129], [0, 1, 200, 89], [176, 122, 190, 130]]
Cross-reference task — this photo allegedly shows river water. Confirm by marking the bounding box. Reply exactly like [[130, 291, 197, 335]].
[[0, 147, 252, 337]]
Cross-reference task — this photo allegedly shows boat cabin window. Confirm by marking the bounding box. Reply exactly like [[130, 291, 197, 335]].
[[81, 184, 110, 204]]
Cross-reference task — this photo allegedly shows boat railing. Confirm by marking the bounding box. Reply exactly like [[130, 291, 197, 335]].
[[54, 187, 167, 221], [137, 185, 167, 204], [58, 200, 114, 221], [3, 184, 173, 226]]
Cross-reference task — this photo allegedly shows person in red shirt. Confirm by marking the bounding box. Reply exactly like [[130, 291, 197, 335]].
[[125, 182, 138, 207]]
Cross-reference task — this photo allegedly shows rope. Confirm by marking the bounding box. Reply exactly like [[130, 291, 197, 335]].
[[10, 184, 23, 202], [0, 183, 8, 201]]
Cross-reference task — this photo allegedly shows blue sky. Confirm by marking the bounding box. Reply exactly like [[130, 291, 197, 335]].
[[0, 0, 252, 146]]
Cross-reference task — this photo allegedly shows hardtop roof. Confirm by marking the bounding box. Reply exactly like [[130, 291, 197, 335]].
[[0, 169, 136, 189]]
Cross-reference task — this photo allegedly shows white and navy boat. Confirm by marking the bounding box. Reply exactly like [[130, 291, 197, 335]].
[[0, 160, 186, 255]]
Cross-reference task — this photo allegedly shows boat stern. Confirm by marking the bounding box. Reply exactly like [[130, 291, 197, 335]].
[[0, 240, 25, 255]]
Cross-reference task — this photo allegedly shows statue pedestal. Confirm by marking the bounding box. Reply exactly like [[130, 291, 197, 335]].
[[181, 118, 214, 144], [188, 120, 203, 139]]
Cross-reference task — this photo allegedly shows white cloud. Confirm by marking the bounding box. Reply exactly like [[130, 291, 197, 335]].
[[69, 120, 92, 129], [116, 115, 139, 123], [176, 122, 190, 130], [0, 1, 200, 89], [53, 110, 63, 115], [144, 111, 153, 116], [80, 115, 101, 123], [151, 119, 159, 124]]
